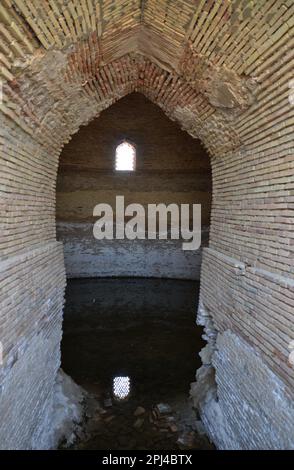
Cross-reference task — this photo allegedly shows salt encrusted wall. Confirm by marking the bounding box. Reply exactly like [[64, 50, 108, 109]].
[[0, 0, 293, 451], [57, 93, 211, 279]]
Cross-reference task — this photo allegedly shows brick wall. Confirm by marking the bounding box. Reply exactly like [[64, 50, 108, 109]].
[[57, 93, 211, 279], [0, 0, 293, 450]]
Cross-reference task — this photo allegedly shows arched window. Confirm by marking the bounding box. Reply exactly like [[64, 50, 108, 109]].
[[115, 141, 136, 171]]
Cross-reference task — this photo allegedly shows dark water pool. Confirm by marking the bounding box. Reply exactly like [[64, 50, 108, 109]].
[[61, 278, 210, 450]]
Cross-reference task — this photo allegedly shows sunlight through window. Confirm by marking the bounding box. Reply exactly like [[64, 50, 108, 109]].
[[115, 141, 136, 171]]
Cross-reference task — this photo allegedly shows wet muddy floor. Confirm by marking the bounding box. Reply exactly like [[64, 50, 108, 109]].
[[61, 278, 213, 450]]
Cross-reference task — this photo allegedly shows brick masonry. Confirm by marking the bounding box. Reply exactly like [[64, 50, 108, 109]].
[[0, 0, 293, 449], [57, 93, 211, 279]]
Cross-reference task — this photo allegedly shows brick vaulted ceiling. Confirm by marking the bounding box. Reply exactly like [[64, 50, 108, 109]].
[[1, 1, 293, 157], [1, 3, 294, 445]]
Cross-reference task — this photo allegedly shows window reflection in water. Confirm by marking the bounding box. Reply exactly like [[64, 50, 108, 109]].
[[113, 376, 131, 400]]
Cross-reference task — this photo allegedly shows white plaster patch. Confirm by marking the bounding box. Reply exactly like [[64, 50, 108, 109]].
[[32, 370, 85, 450]]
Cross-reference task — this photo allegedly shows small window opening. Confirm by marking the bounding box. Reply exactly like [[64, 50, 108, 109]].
[[115, 141, 136, 171]]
